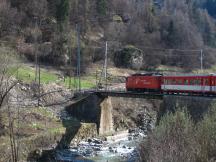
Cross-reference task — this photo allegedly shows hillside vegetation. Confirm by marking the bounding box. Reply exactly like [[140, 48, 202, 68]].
[[140, 105, 216, 162], [0, 0, 216, 70]]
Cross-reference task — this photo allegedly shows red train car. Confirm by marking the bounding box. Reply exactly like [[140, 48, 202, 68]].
[[211, 75, 216, 93], [126, 73, 216, 95], [162, 75, 211, 94], [126, 73, 162, 92]]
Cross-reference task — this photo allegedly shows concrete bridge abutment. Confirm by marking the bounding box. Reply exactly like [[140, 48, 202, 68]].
[[99, 97, 114, 135], [65, 94, 114, 136]]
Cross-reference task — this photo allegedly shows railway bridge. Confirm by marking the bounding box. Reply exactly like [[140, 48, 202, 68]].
[[73, 89, 216, 100], [65, 90, 160, 136], [65, 89, 216, 137], [56, 89, 216, 149]]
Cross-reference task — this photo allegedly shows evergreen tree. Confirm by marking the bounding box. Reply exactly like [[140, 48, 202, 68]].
[[166, 20, 178, 47], [97, 0, 107, 16], [56, 0, 69, 22], [204, 0, 216, 18]]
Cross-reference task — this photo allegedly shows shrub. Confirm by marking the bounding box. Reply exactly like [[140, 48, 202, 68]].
[[140, 109, 197, 162], [196, 104, 216, 162], [140, 105, 216, 162]]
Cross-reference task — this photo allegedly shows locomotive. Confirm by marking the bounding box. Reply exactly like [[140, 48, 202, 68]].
[[126, 73, 216, 95]]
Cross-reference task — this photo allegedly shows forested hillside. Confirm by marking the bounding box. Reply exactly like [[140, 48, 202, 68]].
[[1, 0, 216, 70]]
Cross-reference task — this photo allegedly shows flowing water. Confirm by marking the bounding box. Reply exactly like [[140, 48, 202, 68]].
[[55, 129, 145, 162]]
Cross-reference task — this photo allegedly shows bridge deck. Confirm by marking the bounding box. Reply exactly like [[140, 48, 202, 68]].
[[76, 90, 163, 99], [75, 90, 216, 100], [94, 91, 163, 99]]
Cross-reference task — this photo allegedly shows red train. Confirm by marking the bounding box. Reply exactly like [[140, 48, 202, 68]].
[[126, 73, 216, 95]]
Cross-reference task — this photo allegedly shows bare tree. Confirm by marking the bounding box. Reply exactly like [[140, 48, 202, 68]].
[[0, 46, 19, 108], [7, 101, 18, 162], [0, 46, 20, 162]]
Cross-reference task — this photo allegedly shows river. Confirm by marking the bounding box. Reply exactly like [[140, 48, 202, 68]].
[[55, 129, 145, 162]]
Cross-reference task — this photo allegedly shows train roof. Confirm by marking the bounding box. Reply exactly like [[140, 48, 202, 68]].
[[129, 73, 216, 77], [131, 72, 163, 76], [163, 73, 216, 77]]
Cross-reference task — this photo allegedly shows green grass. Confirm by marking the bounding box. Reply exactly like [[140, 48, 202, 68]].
[[10, 66, 95, 89], [15, 66, 58, 84], [193, 64, 216, 74], [63, 76, 95, 89]]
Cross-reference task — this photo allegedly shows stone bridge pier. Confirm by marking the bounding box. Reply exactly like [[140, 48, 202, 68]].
[[65, 94, 114, 136], [99, 97, 114, 135]]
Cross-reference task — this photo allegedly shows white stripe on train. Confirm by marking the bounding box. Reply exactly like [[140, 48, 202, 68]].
[[161, 85, 211, 92]]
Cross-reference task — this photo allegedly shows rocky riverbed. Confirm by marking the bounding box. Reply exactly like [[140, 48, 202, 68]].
[[55, 128, 147, 162]]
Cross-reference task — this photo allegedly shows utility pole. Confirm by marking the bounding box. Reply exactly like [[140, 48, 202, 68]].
[[38, 61, 41, 107], [38, 19, 41, 107], [76, 24, 81, 91], [104, 41, 108, 90], [98, 41, 108, 90], [34, 29, 38, 82], [95, 70, 97, 90], [200, 49, 203, 72], [34, 17, 41, 107], [35, 49, 38, 82], [34, 17, 39, 83], [69, 48, 72, 89]]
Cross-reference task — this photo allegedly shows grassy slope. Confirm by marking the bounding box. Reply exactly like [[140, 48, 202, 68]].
[[0, 107, 65, 161], [13, 65, 95, 89]]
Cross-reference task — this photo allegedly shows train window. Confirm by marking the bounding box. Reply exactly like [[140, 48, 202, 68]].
[[191, 80, 197, 85], [166, 80, 169, 84], [198, 79, 201, 85], [168, 80, 172, 84], [177, 80, 182, 84], [204, 79, 208, 85], [184, 80, 189, 85], [165, 79, 168, 84]]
